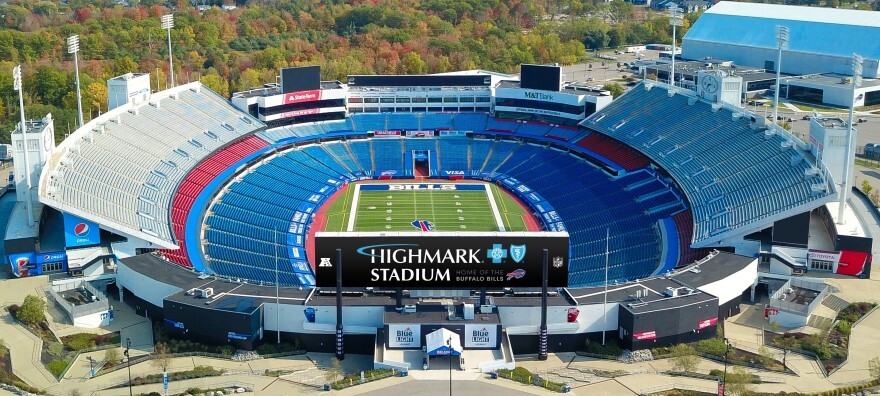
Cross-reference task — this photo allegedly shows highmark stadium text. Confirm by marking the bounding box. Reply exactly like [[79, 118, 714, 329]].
[[314, 232, 570, 288]]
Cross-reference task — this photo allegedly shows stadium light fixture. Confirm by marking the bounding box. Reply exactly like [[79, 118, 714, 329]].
[[772, 26, 789, 131], [838, 53, 863, 223], [13, 65, 34, 226], [668, 7, 683, 87], [161, 14, 175, 88], [68, 35, 84, 129]]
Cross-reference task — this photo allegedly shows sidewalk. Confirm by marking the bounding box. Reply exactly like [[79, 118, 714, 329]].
[[0, 313, 57, 389]]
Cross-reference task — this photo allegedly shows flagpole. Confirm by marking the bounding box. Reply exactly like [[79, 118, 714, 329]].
[[602, 228, 609, 346]]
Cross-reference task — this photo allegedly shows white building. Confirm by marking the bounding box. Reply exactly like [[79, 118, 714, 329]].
[[682, 2, 880, 78], [107, 73, 151, 111]]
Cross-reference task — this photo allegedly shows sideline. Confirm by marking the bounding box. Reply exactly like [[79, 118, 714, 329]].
[[484, 184, 506, 231]]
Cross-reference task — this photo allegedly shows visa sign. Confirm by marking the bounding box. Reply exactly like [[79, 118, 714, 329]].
[[62, 213, 100, 247]]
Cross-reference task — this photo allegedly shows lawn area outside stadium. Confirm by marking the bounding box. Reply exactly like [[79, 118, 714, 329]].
[[322, 181, 532, 232]]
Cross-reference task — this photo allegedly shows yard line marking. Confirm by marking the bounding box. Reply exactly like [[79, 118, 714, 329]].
[[346, 183, 361, 232], [484, 183, 506, 231]]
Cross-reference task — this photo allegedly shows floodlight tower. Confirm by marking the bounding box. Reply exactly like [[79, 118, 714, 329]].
[[12, 65, 34, 226], [838, 53, 863, 224], [67, 35, 84, 128], [161, 14, 175, 88], [668, 7, 683, 87], [772, 26, 789, 130]]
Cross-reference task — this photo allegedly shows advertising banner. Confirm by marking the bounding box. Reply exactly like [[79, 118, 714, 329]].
[[388, 324, 421, 348], [315, 232, 569, 288], [35, 251, 67, 264], [697, 317, 718, 330], [62, 213, 101, 247], [7, 252, 36, 278], [634, 331, 657, 341], [464, 324, 498, 348], [282, 89, 322, 105]]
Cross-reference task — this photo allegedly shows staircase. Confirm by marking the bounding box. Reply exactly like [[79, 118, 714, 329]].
[[478, 142, 496, 172], [806, 314, 834, 330], [821, 294, 850, 313]]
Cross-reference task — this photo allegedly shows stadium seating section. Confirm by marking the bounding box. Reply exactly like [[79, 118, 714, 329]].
[[42, 84, 264, 245], [582, 83, 834, 245], [41, 81, 835, 288]]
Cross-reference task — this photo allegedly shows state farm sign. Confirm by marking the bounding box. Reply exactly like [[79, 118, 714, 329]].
[[283, 90, 322, 104]]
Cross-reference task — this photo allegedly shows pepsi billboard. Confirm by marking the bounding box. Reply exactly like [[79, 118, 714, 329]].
[[7, 252, 37, 278], [62, 213, 101, 247], [314, 232, 569, 288]]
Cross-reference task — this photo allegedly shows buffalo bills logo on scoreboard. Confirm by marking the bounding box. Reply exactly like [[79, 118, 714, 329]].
[[62, 213, 100, 247], [506, 269, 526, 280]]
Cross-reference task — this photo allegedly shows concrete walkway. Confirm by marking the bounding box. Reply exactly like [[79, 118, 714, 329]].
[[0, 313, 57, 389]]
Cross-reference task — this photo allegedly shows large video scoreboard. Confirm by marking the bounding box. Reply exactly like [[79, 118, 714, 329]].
[[314, 232, 569, 288]]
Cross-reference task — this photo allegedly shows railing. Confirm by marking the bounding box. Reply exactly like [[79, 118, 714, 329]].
[[768, 278, 829, 316], [640, 382, 717, 395], [328, 369, 401, 390], [47, 281, 110, 320], [95, 350, 307, 376]]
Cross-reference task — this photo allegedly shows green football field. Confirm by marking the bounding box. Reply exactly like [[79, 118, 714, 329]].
[[323, 182, 531, 232]]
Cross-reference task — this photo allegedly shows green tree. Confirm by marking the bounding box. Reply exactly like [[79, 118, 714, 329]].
[[325, 356, 343, 384], [111, 57, 139, 77], [724, 366, 755, 395], [756, 346, 774, 367], [602, 82, 625, 98], [862, 180, 873, 195], [200, 74, 229, 98], [31, 66, 68, 106], [150, 342, 172, 373], [104, 347, 120, 366], [17, 295, 46, 327], [669, 343, 700, 373], [401, 52, 428, 74]]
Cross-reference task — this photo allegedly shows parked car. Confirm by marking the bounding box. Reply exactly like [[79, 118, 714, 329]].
[[802, 115, 812, 120], [859, 118, 868, 123], [423, 357, 429, 370]]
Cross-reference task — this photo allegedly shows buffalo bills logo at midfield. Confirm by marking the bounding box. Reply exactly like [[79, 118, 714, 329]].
[[506, 269, 526, 280], [73, 223, 90, 237], [411, 220, 435, 231], [509, 244, 526, 263]]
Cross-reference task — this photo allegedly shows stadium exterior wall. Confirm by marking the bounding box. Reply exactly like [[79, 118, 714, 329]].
[[117, 261, 182, 308], [681, 40, 875, 78], [694, 258, 757, 305]]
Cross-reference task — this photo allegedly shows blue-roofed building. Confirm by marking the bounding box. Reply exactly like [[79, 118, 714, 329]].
[[682, 2, 880, 78]]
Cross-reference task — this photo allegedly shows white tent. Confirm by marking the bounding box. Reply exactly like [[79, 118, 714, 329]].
[[426, 328, 462, 356]]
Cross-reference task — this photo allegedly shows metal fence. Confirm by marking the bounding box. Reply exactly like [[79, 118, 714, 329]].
[[47, 280, 110, 320], [95, 350, 307, 377]]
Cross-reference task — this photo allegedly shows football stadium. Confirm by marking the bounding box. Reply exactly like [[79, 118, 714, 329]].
[[4, 14, 876, 375]]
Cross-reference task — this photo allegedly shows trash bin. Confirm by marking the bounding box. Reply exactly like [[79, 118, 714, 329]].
[[323, 384, 330, 391], [401, 371, 408, 377], [563, 385, 571, 393], [490, 372, 498, 379]]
